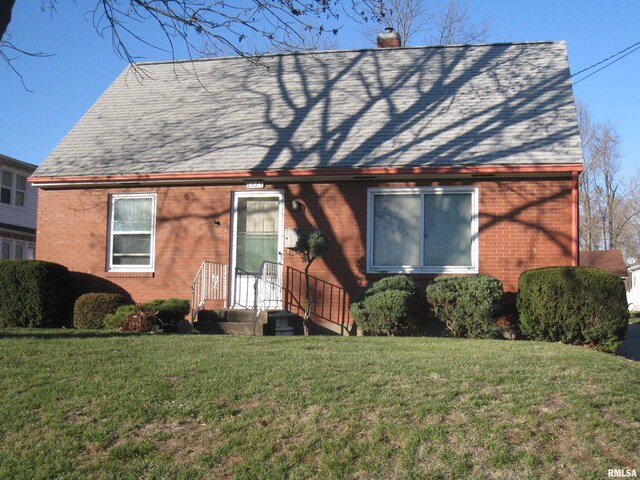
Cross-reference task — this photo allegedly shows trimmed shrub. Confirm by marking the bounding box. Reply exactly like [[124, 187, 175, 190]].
[[104, 304, 136, 330], [119, 304, 160, 333], [362, 289, 413, 336], [517, 267, 628, 352], [0, 260, 72, 327], [426, 275, 504, 339], [73, 293, 129, 329], [364, 275, 419, 297], [350, 275, 419, 335]]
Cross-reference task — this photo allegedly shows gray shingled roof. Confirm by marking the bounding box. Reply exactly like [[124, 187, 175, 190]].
[[34, 41, 583, 178]]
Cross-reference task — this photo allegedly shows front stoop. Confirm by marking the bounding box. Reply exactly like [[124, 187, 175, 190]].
[[193, 309, 304, 336], [194, 309, 268, 335]]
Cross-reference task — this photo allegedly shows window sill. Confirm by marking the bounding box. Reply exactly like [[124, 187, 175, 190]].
[[106, 271, 155, 278], [368, 266, 478, 275]]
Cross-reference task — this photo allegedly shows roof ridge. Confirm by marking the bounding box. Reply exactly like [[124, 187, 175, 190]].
[[134, 40, 564, 67]]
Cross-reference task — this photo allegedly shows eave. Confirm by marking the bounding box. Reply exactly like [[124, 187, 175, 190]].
[[30, 164, 584, 189]]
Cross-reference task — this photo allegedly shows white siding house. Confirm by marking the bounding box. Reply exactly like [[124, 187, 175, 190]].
[[0, 154, 37, 260], [627, 265, 640, 312]]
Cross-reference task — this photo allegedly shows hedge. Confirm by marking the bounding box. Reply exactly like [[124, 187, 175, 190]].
[[517, 266, 629, 352], [426, 275, 504, 339], [0, 260, 72, 327], [73, 293, 129, 329]]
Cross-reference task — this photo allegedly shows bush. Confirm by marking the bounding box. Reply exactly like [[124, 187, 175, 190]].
[[104, 304, 136, 330], [517, 267, 629, 352], [73, 293, 129, 329], [0, 260, 72, 327], [350, 275, 419, 335], [145, 298, 190, 329], [119, 304, 160, 333], [426, 275, 503, 339], [364, 275, 419, 297], [103, 299, 189, 331], [362, 289, 413, 335]]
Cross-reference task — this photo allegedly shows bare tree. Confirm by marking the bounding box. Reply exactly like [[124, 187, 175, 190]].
[[1, 0, 356, 77], [577, 101, 602, 250], [361, 0, 490, 47], [432, 0, 491, 45], [578, 101, 640, 259], [361, 0, 429, 46]]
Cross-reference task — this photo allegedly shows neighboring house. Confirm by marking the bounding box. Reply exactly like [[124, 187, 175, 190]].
[[626, 264, 640, 312], [579, 250, 638, 311], [30, 37, 584, 333], [0, 154, 37, 260], [579, 250, 628, 279]]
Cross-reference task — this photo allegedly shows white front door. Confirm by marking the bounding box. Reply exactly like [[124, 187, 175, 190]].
[[230, 191, 284, 308]]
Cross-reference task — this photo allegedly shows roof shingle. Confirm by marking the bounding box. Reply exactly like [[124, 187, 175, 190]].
[[34, 41, 583, 178]]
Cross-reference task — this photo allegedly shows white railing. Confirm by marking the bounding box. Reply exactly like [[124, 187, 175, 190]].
[[252, 261, 283, 335], [191, 261, 227, 322]]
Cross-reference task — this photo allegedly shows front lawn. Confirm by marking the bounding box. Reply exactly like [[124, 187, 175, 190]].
[[0, 330, 638, 479]]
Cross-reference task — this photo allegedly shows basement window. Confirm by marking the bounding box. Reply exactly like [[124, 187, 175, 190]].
[[367, 187, 479, 274], [108, 193, 156, 272]]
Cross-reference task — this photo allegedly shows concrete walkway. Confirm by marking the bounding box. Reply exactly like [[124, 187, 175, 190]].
[[617, 323, 640, 361]]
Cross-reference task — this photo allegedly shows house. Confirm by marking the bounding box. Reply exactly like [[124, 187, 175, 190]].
[[30, 36, 584, 333], [579, 250, 637, 311], [626, 264, 640, 312], [579, 250, 628, 279], [0, 154, 37, 260]]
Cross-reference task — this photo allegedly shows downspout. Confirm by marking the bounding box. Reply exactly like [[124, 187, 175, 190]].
[[571, 171, 579, 266]]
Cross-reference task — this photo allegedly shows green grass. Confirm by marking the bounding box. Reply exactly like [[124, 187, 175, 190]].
[[0, 330, 638, 479]]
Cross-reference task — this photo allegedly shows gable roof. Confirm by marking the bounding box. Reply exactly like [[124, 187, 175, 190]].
[[580, 250, 629, 278], [34, 41, 583, 180]]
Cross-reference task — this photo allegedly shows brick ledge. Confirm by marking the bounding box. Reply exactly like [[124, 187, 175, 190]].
[[106, 271, 155, 278]]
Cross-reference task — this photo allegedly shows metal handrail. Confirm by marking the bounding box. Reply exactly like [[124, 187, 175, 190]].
[[190, 261, 227, 322], [251, 261, 283, 335]]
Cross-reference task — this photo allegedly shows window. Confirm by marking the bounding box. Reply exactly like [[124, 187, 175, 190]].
[[367, 187, 478, 273], [15, 175, 26, 207], [108, 194, 156, 271], [0, 170, 27, 207], [14, 243, 24, 259], [1, 171, 12, 205], [0, 239, 35, 260], [1, 241, 10, 260]]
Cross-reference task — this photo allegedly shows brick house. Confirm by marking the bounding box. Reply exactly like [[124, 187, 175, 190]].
[[31, 38, 583, 334], [1, 154, 37, 260]]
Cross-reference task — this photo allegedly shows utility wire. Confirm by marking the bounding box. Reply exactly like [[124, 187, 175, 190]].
[[571, 39, 640, 85], [573, 42, 640, 85]]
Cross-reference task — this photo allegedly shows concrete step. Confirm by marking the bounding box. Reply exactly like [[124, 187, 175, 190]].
[[194, 320, 264, 336], [194, 309, 268, 336], [197, 309, 266, 323]]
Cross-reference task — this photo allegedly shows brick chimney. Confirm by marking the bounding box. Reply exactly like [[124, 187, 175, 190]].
[[377, 27, 401, 48]]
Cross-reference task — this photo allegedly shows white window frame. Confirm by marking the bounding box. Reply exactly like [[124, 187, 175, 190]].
[[0, 168, 28, 208], [107, 193, 157, 272], [367, 186, 479, 274]]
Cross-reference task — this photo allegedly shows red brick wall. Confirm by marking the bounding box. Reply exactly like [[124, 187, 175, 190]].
[[36, 176, 573, 327]]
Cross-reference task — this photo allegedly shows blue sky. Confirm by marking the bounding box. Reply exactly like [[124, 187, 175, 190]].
[[1, 1, 638, 173]]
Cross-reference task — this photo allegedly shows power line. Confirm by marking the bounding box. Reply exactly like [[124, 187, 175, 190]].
[[573, 42, 640, 85], [571, 40, 640, 77]]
